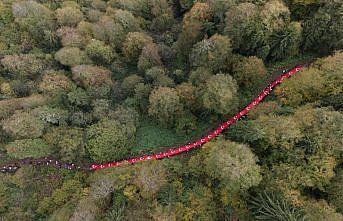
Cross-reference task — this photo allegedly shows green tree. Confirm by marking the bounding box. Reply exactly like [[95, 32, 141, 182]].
[[2, 111, 45, 139], [121, 74, 144, 96], [303, 1, 343, 52], [55, 47, 90, 67], [123, 32, 153, 63], [148, 87, 183, 127], [114, 9, 141, 32], [145, 66, 174, 87], [43, 127, 86, 162], [12, 1, 56, 48], [225, 3, 269, 59], [86, 118, 131, 162], [85, 39, 116, 64], [202, 74, 239, 115], [304, 199, 343, 221], [249, 191, 308, 221], [268, 22, 302, 60], [92, 16, 125, 49], [327, 169, 343, 213], [56, 6, 84, 27], [232, 56, 267, 88], [274, 67, 326, 107], [203, 139, 262, 191]]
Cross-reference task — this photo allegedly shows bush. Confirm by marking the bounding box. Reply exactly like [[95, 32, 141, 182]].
[[56, 7, 84, 27]]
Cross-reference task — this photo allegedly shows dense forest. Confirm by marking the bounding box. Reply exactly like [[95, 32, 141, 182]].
[[0, 0, 342, 220]]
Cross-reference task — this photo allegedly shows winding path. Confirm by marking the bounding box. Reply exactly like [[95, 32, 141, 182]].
[[0, 64, 305, 173]]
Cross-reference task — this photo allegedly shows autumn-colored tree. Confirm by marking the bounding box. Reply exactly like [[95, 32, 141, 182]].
[[138, 43, 162, 71], [123, 32, 153, 63], [1, 54, 47, 79]]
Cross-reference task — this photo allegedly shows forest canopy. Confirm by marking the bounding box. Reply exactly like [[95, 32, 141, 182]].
[[0, 0, 342, 220]]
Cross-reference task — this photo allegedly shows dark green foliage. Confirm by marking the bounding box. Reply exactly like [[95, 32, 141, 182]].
[[0, 0, 342, 220], [249, 191, 308, 221]]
